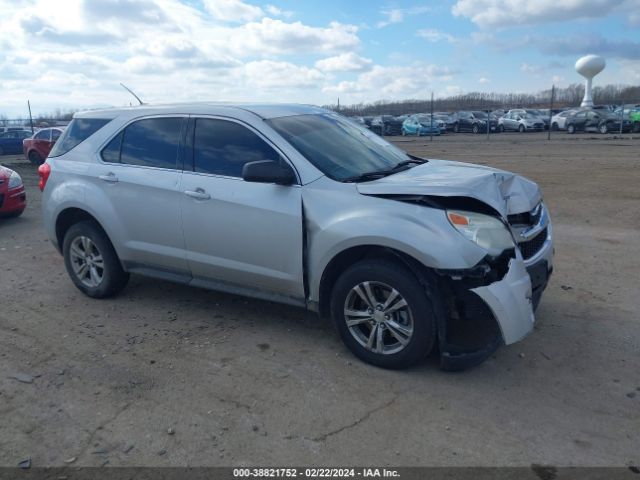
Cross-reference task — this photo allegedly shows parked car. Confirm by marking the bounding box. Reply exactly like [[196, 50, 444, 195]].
[[434, 113, 456, 132], [551, 110, 578, 131], [0, 166, 27, 217], [452, 111, 497, 133], [0, 130, 33, 155], [401, 115, 441, 136], [40, 104, 553, 371], [23, 127, 65, 165], [370, 115, 403, 136], [565, 110, 631, 134], [629, 108, 640, 133], [499, 110, 545, 132]]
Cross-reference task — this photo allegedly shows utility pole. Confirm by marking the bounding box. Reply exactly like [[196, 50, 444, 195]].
[[430, 92, 434, 142], [27, 100, 34, 133], [548, 85, 555, 140]]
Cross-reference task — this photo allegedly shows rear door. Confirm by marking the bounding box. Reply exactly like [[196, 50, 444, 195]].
[[95, 116, 189, 275], [32, 129, 51, 158], [180, 116, 304, 299]]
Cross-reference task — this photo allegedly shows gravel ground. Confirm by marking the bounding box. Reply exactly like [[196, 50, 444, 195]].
[[0, 131, 638, 468]]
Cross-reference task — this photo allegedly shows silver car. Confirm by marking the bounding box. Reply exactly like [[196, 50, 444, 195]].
[[39, 104, 553, 370]]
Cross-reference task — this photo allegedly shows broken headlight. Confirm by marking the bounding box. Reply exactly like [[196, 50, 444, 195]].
[[446, 210, 514, 256]]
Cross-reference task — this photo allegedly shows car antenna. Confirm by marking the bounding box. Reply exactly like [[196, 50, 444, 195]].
[[119, 83, 144, 105]]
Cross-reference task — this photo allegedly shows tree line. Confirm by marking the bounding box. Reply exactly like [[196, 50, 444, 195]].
[[327, 83, 640, 116]]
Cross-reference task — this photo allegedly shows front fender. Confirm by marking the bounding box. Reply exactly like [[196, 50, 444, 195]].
[[302, 181, 488, 302]]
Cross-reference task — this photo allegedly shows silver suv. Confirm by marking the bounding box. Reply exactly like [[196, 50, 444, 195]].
[[39, 104, 553, 370]]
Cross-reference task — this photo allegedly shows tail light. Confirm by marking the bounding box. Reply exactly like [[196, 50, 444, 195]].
[[38, 162, 51, 192]]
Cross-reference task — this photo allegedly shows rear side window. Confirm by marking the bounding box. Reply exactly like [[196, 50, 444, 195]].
[[35, 130, 50, 140], [120, 117, 182, 169], [193, 118, 279, 177], [49, 119, 111, 157]]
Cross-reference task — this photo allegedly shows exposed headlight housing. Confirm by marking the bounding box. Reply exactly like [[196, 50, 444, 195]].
[[8, 171, 23, 189], [447, 210, 515, 256]]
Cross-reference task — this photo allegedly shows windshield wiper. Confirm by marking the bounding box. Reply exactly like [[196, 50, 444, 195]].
[[342, 158, 425, 183]]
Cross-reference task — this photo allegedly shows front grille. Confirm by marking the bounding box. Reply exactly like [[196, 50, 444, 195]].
[[519, 227, 548, 260]]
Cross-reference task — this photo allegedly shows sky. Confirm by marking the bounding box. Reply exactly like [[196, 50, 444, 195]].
[[0, 0, 639, 117]]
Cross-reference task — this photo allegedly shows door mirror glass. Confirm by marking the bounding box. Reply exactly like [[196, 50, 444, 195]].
[[242, 160, 296, 185]]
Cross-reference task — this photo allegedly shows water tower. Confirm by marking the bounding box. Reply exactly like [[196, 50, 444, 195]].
[[575, 54, 605, 108]]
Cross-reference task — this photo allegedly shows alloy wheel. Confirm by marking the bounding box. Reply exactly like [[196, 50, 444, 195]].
[[69, 236, 105, 288], [343, 281, 414, 355]]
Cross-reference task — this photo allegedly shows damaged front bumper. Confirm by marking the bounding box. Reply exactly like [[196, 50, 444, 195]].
[[437, 249, 551, 371]]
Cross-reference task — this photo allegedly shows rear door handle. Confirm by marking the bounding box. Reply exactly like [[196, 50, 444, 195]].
[[99, 173, 118, 183], [184, 188, 211, 200]]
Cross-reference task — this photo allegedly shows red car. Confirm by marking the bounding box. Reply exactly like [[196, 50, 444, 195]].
[[22, 127, 65, 165], [0, 166, 26, 217]]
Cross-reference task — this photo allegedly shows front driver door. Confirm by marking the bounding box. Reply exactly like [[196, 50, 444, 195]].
[[180, 116, 305, 301]]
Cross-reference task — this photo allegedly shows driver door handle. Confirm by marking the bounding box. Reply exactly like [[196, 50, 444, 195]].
[[99, 172, 118, 183], [184, 188, 211, 200]]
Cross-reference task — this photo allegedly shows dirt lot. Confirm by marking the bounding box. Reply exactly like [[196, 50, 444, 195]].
[[1, 132, 639, 468]]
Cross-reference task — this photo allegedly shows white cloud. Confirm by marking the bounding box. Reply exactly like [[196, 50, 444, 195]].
[[244, 60, 325, 88], [226, 18, 360, 56], [265, 4, 293, 18], [452, 0, 637, 28], [315, 53, 373, 72], [520, 63, 544, 75], [478, 77, 490, 84], [377, 5, 431, 28], [416, 28, 457, 43], [323, 63, 456, 100], [203, 0, 264, 22]]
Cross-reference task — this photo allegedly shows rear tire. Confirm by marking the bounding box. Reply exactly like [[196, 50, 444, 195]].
[[0, 147, 4, 156], [453, 123, 459, 133], [551, 122, 558, 131], [567, 124, 576, 134], [63, 221, 129, 298], [28, 150, 42, 165], [472, 124, 479, 134], [330, 259, 438, 369], [498, 124, 504, 133], [598, 123, 609, 134], [633, 122, 640, 133]]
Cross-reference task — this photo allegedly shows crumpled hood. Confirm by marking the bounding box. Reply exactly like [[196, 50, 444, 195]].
[[356, 159, 541, 216]]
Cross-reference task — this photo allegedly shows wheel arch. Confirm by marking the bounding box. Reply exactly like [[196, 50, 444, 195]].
[[316, 244, 436, 319], [55, 208, 112, 255]]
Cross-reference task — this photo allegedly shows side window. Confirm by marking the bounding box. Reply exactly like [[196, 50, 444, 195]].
[[101, 131, 123, 163], [193, 118, 280, 177], [120, 117, 182, 169], [35, 129, 50, 140], [52, 129, 62, 141]]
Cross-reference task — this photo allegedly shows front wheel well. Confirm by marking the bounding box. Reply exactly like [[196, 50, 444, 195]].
[[317, 245, 434, 319], [55, 208, 105, 253]]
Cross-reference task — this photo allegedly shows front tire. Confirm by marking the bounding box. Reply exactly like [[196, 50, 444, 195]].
[[472, 124, 479, 134], [599, 123, 609, 134], [330, 259, 437, 369], [633, 122, 640, 133], [518, 124, 525, 133], [498, 124, 504, 133], [567, 124, 576, 134], [453, 122, 459, 133], [63, 221, 129, 298]]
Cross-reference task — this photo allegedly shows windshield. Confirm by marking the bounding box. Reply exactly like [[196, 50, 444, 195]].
[[416, 115, 434, 124], [268, 113, 411, 181], [472, 111, 488, 119]]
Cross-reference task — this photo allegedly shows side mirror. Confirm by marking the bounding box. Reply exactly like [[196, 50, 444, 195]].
[[242, 160, 296, 185]]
